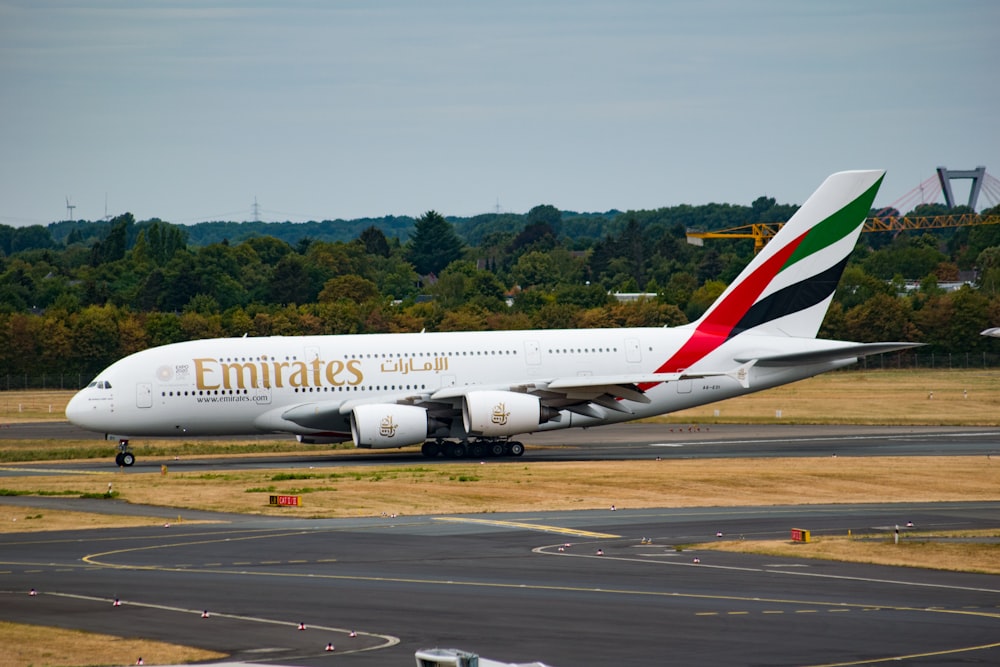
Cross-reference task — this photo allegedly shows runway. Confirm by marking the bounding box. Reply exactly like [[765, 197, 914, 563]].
[[2, 423, 1000, 665], [2, 422, 1000, 477]]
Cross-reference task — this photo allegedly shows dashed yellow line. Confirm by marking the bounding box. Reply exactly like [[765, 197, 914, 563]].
[[434, 517, 619, 538]]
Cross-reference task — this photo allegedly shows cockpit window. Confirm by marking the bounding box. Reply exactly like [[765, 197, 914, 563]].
[[87, 381, 97, 388], [89, 381, 112, 389], [103, 381, 112, 389]]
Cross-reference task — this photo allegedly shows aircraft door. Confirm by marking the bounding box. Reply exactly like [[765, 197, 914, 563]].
[[525, 340, 541, 366], [136, 383, 152, 408], [254, 385, 272, 405], [625, 338, 642, 363]]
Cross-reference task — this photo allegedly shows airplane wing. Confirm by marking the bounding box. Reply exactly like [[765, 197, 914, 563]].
[[735, 342, 923, 367], [276, 367, 756, 431]]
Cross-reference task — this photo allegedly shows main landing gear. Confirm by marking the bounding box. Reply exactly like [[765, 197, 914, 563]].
[[421, 439, 525, 459], [114, 439, 135, 467]]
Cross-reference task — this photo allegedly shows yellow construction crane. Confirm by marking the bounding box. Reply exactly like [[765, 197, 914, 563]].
[[686, 213, 1000, 253]]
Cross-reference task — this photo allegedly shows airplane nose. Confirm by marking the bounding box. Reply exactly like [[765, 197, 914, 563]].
[[65, 390, 87, 424], [65, 389, 104, 430]]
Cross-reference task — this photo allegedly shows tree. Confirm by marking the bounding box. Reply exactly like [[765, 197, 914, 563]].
[[11, 225, 56, 253], [407, 211, 464, 276], [663, 272, 697, 311], [269, 254, 314, 305], [89, 214, 133, 266], [360, 225, 391, 258], [843, 293, 918, 342], [976, 246, 1000, 295], [438, 306, 490, 331], [511, 248, 584, 291], [509, 205, 561, 255], [686, 280, 726, 321], [242, 236, 292, 265], [369, 254, 419, 301], [319, 275, 380, 304], [69, 305, 123, 375]]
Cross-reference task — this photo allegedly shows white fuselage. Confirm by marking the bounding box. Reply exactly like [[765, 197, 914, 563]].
[[65, 326, 851, 442]]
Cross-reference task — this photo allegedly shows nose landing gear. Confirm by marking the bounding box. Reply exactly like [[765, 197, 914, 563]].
[[114, 439, 135, 467]]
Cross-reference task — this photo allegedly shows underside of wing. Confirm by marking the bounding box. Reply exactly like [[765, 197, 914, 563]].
[[278, 391, 456, 431], [272, 363, 766, 436]]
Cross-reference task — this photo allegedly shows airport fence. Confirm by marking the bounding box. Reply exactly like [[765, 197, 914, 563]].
[[1, 351, 999, 392], [856, 351, 1000, 371]]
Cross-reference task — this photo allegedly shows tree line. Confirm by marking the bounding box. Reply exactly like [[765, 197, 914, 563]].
[[2, 196, 999, 384]]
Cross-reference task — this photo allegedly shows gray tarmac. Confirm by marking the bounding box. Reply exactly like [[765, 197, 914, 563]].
[[2, 422, 1000, 476], [2, 423, 1000, 666]]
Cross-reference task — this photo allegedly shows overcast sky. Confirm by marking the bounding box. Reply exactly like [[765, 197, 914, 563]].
[[1, 0, 997, 227]]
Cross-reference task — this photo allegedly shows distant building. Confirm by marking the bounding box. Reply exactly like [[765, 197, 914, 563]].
[[610, 292, 658, 302]]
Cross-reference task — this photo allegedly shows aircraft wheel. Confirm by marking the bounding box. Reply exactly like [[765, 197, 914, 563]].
[[489, 442, 506, 457], [121, 452, 136, 467], [421, 441, 441, 458], [446, 442, 467, 459], [115, 453, 124, 467], [509, 442, 525, 457], [468, 442, 486, 458]]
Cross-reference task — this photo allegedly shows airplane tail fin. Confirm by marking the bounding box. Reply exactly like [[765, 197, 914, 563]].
[[690, 169, 884, 339]]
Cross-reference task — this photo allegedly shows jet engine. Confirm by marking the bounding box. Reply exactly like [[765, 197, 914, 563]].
[[350, 404, 429, 449], [463, 391, 557, 437]]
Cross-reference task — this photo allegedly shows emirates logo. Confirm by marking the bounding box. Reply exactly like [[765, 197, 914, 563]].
[[491, 402, 510, 426], [379, 415, 398, 438]]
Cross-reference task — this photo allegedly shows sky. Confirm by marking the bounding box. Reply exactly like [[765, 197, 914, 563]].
[[1, 0, 997, 227]]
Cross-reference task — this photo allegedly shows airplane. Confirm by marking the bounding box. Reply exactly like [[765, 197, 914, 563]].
[[66, 170, 921, 466], [983, 327, 1000, 338]]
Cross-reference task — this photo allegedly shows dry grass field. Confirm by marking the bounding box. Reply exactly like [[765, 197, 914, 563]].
[[3, 457, 999, 522], [0, 389, 73, 423], [704, 530, 1000, 575], [0, 622, 225, 667]]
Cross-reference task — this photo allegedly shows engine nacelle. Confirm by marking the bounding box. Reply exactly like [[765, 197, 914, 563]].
[[350, 404, 429, 449], [463, 390, 545, 437]]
